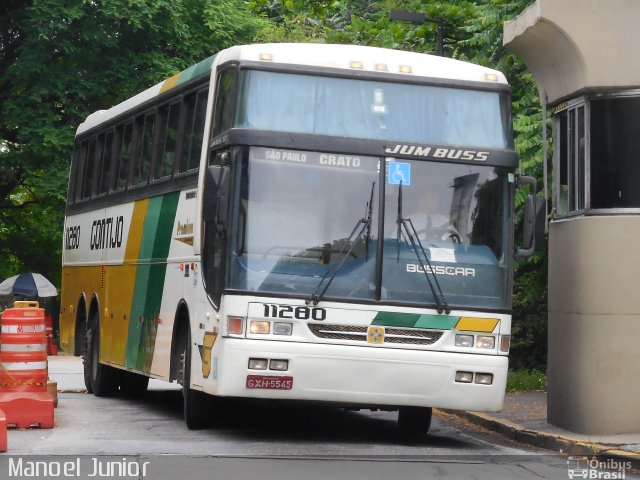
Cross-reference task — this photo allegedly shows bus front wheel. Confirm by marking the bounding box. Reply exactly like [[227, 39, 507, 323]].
[[180, 327, 209, 429], [397, 407, 432, 439]]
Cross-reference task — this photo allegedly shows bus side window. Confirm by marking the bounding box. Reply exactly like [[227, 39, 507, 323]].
[[132, 112, 155, 186], [114, 122, 133, 191], [97, 130, 114, 195], [154, 102, 181, 180], [179, 88, 209, 173], [212, 68, 237, 138], [72, 141, 87, 203], [80, 138, 96, 200], [68, 143, 81, 205]]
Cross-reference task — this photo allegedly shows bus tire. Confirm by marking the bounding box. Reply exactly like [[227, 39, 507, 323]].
[[181, 327, 209, 429], [120, 371, 149, 397], [397, 406, 432, 439], [77, 302, 94, 394], [86, 311, 120, 397]]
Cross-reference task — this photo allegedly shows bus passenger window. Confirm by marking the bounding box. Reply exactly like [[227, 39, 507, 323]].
[[114, 123, 133, 190], [180, 88, 208, 172], [81, 139, 96, 199], [97, 131, 113, 195], [132, 113, 155, 185], [155, 102, 180, 179]]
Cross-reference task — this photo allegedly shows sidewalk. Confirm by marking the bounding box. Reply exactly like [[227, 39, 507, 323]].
[[447, 391, 640, 468]]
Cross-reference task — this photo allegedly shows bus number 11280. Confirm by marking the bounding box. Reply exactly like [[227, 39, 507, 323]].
[[263, 304, 326, 321]]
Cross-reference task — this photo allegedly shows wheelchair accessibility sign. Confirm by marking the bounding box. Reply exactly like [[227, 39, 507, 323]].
[[387, 162, 411, 185]]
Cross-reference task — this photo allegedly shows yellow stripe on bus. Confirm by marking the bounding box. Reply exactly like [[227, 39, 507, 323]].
[[106, 199, 149, 364], [159, 73, 180, 94], [124, 199, 149, 263], [455, 317, 499, 333]]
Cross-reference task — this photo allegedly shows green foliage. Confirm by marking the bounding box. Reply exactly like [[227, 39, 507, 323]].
[[0, 0, 263, 285], [506, 369, 547, 392]]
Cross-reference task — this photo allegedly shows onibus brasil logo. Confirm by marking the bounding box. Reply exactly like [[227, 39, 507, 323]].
[[567, 456, 632, 479]]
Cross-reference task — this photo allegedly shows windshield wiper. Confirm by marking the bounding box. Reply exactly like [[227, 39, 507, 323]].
[[396, 182, 451, 314], [306, 182, 375, 306]]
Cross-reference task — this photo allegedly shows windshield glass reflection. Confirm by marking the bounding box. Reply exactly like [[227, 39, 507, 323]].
[[229, 148, 379, 300], [227, 148, 512, 310], [383, 159, 511, 308], [236, 70, 512, 149]]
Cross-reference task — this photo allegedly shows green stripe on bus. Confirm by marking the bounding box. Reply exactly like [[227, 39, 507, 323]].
[[372, 312, 460, 330], [125, 192, 180, 371], [176, 54, 216, 87], [371, 312, 420, 328], [414, 315, 460, 330]]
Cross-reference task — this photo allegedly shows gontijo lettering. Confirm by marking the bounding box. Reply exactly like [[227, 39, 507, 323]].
[[90, 216, 124, 250]]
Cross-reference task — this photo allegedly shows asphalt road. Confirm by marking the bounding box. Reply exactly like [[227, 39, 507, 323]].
[[3, 388, 630, 480]]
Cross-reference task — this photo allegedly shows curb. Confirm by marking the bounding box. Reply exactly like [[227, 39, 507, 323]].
[[441, 409, 640, 469]]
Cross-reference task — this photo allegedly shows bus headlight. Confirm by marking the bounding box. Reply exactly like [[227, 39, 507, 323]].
[[248, 358, 268, 370], [455, 371, 474, 383], [455, 335, 474, 348], [273, 322, 293, 336], [250, 321, 270, 334], [476, 336, 496, 349], [269, 359, 289, 371], [475, 373, 494, 385]]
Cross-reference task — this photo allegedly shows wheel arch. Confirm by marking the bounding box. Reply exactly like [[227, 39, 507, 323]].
[[74, 293, 88, 356], [170, 300, 191, 383]]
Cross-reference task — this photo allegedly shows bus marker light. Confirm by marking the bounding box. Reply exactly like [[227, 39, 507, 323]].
[[455, 371, 473, 383], [248, 358, 268, 370], [227, 316, 244, 335], [350, 61, 363, 69], [269, 359, 289, 371], [500, 335, 511, 353], [475, 373, 493, 385], [476, 336, 495, 349], [259, 53, 273, 61], [484, 73, 499, 82], [250, 321, 270, 334], [375, 63, 388, 72], [455, 334, 474, 348], [273, 322, 293, 336], [399, 65, 412, 74]]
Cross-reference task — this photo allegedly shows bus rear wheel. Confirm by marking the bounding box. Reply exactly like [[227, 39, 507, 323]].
[[397, 407, 432, 439], [84, 312, 120, 397]]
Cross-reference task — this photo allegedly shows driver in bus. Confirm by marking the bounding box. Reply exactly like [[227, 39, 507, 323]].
[[409, 190, 460, 244]]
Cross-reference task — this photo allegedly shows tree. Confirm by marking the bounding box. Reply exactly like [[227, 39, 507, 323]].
[[0, 0, 263, 284]]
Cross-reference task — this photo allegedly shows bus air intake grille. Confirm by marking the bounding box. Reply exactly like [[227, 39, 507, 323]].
[[307, 324, 443, 345], [307, 324, 367, 341]]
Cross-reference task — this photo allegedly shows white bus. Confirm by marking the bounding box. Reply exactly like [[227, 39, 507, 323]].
[[60, 43, 539, 436]]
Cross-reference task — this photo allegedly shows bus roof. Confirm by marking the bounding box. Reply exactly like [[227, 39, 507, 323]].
[[77, 43, 508, 136]]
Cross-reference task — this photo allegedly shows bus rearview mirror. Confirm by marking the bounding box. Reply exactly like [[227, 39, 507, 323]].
[[203, 165, 230, 225]]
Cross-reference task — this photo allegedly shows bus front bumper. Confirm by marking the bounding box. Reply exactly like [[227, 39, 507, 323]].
[[215, 339, 508, 412]]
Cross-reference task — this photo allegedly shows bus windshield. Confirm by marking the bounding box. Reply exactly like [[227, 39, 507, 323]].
[[235, 70, 513, 150], [227, 147, 513, 310]]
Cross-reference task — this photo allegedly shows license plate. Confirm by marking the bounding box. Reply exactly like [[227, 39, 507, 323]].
[[246, 375, 293, 390]]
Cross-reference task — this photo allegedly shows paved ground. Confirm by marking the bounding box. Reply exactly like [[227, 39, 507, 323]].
[[0, 355, 637, 480], [48, 356, 640, 458]]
